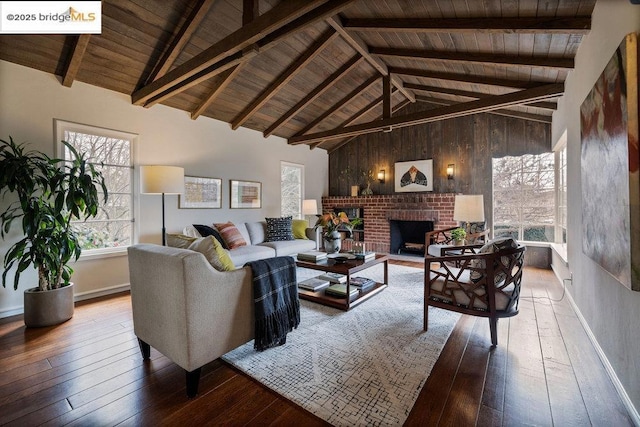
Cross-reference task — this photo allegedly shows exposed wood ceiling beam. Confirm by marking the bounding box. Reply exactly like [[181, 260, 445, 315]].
[[293, 75, 379, 138], [243, 0, 259, 25], [403, 82, 557, 110], [144, 0, 216, 85], [341, 16, 591, 34], [390, 67, 543, 90], [415, 95, 552, 123], [191, 64, 245, 120], [62, 34, 91, 87], [325, 98, 411, 153], [231, 29, 338, 130], [131, 0, 355, 107], [326, 15, 415, 102], [288, 83, 564, 144], [262, 55, 364, 138], [371, 47, 574, 70], [382, 74, 391, 119]]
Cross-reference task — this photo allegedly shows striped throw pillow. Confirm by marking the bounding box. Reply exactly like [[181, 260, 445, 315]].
[[213, 222, 247, 249]]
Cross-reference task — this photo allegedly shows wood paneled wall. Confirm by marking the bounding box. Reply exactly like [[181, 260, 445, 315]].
[[328, 103, 552, 230]]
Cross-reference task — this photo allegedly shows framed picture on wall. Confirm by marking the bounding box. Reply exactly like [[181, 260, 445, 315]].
[[230, 180, 262, 208], [394, 159, 433, 192], [179, 176, 222, 209]]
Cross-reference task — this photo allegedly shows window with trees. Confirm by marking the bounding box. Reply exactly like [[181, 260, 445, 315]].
[[492, 153, 555, 242], [556, 146, 567, 245], [56, 120, 135, 253], [281, 162, 304, 218]]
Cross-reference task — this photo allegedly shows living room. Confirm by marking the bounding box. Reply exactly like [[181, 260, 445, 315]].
[[1, 0, 639, 425]]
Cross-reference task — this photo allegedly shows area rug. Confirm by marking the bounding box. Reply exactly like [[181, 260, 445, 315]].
[[222, 264, 460, 426]]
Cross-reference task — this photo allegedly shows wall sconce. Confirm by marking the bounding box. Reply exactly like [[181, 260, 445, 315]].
[[447, 164, 455, 180], [378, 169, 385, 183]]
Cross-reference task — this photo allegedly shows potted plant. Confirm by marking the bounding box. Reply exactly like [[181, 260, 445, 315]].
[[314, 212, 362, 253], [451, 227, 467, 246], [0, 136, 107, 327]]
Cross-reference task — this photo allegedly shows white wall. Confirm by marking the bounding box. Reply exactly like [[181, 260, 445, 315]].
[[552, 0, 640, 413], [0, 60, 328, 316]]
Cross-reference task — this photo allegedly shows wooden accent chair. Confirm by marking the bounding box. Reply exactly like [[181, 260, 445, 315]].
[[424, 238, 525, 346]]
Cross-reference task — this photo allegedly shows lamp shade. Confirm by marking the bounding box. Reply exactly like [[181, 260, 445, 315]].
[[140, 165, 184, 194], [453, 195, 485, 222], [302, 199, 318, 215]]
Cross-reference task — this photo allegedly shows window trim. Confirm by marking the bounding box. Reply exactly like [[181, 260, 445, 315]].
[[54, 119, 137, 259], [280, 161, 305, 219]]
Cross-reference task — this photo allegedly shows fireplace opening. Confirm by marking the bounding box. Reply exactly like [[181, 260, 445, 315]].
[[389, 220, 434, 256]]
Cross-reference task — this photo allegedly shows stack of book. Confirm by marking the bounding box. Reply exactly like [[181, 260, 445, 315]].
[[325, 283, 359, 299], [297, 251, 327, 262], [298, 276, 330, 292], [318, 272, 347, 283], [354, 251, 376, 262], [349, 276, 376, 292]]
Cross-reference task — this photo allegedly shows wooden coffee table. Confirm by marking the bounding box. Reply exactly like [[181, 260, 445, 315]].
[[295, 253, 389, 311]]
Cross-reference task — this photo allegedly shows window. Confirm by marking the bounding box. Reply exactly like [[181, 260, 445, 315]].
[[492, 153, 555, 242], [281, 162, 304, 218], [55, 120, 135, 254], [556, 146, 567, 245]]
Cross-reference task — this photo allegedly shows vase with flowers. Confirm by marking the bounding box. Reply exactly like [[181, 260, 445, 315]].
[[314, 211, 363, 253]]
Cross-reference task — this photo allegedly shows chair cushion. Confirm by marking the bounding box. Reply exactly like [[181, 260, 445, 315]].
[[292, 219, 309, 240], [214, 222, 247, 249], [192, 224, 228, 249], [427, 244, 462, 257], [265, 216, 293, 242], [430, 266, 514, 311], [469, 237, 518, 283]]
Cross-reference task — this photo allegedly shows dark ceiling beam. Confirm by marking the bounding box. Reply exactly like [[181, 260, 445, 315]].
[[403, 82, 557, 110], [326, 15, 415, 102], [231, 29, 338, 130], [382, 74, 391, 120], [288, 83, 564, 144], [62, 34, 91, 87], [341, 16, 591, 34], [191, 64, 245, 120], [262, 55, 364, 138], [390, 66, 543, 90], [294, 75, 378, 137], [131, 0, 355, 107], [243, 0, 259, 25], [371, 46, 574, 70], [415, 95, 552, 123], [325, 98, 411, 153], [144, 0, 216, 85]]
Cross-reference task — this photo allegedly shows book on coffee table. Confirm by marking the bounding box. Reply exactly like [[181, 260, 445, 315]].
[[318, 272, 347, 283], [325, 283, 359, 298], [298, 276, 330, 292], [349, 277, 375, 291], [297, 251, 327, 262]]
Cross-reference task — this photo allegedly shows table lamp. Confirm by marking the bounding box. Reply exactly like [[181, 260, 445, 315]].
[[453, 194, 485, 229]]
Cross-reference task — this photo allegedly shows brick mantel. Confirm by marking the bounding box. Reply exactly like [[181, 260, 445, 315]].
[[322, 193, 457, 254]]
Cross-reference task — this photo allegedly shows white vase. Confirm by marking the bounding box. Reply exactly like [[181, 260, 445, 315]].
[[323, 230, 342, 253]]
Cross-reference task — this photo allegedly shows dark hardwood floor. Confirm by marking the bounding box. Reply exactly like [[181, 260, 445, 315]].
[[0, 261, 633, 426]]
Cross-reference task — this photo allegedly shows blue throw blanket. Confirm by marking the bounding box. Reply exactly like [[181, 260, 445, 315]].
[[245, 256, 300, 351]]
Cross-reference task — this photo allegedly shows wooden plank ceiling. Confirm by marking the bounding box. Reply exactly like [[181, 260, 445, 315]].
[[0, 0, 595, 151]]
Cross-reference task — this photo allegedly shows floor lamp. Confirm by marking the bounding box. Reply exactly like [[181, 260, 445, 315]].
[[140, 165, 184, 246]]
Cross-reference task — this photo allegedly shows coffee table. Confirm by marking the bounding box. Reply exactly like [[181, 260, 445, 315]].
[[295, 253, 389, 311]]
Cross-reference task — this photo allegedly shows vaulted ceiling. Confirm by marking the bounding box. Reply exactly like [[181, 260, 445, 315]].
[[0, 0, 595, 152]]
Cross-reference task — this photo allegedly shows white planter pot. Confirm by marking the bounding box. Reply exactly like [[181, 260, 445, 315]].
[[323, 230, 342, 253], [23, 283, 74, 328]]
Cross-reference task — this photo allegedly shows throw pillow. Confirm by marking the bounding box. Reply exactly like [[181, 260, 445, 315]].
[[166, 233, 197, 249], [192, 224, 229, 249], [265, 216, 293, 242], [292, 219, 309, 240], [188, 236, 235, 271], [213, 222, 247, 249], [469, 237, 518, 283]]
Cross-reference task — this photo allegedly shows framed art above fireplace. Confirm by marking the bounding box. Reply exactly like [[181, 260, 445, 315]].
[[394, 159, 433, 192]]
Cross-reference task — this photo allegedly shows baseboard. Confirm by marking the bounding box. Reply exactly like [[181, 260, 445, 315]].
[[564, 290, 640, 426], [0, 283, 131, 319]]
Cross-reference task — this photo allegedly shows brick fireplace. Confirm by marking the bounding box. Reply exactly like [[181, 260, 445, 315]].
[[321, 193, 457, 254]]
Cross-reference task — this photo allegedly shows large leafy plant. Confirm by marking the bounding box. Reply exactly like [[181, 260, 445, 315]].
[[0, 136, 107, 291]]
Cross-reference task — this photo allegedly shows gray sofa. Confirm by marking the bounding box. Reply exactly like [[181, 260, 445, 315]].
[[183, 221, 318, 267]]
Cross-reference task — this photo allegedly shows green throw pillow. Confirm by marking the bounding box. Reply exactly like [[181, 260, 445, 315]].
[[188, 236, 235, 271], [166, 233, 197, 249], [292, 219, 309, 240]]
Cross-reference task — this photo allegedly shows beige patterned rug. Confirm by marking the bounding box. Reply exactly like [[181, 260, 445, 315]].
[[223, 264, 460, 426]]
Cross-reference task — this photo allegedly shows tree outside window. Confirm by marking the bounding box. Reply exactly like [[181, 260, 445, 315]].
[[492, 153, 555, 242], [281, 162, 304, 218]]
